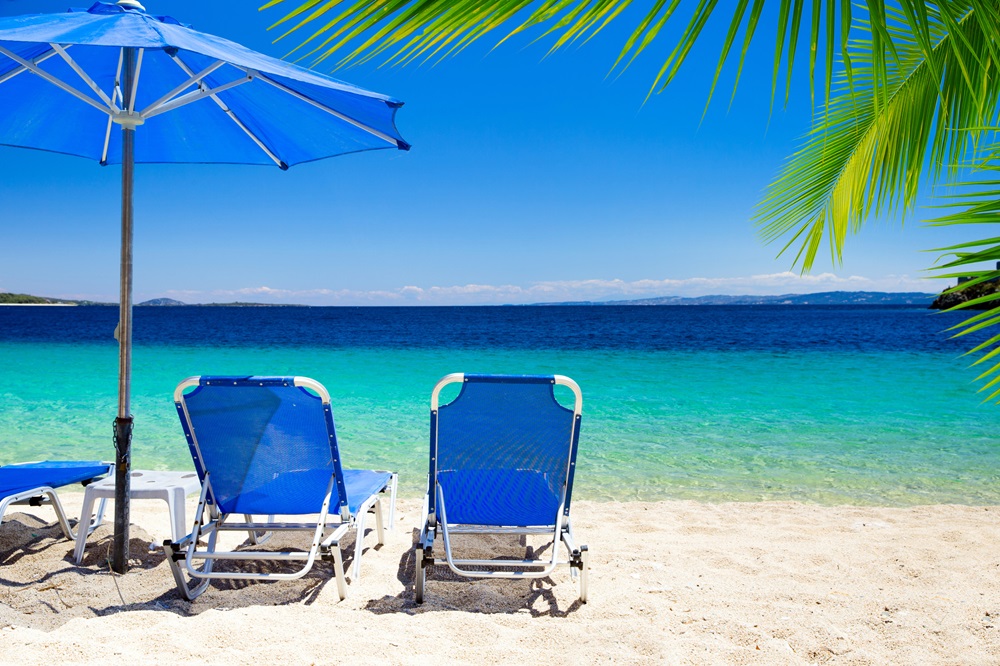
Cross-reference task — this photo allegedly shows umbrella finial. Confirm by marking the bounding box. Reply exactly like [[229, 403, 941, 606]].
[[116, 0, 146, 10]]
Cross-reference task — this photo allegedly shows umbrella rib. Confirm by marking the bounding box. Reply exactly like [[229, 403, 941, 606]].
[[139, 59, 226, 117], [102, 116, 113, 164], [141, 74, 252, 120], [0, 44, 110, 116], [253, 72, 403, 149], [169, 54, 284, 168], [0, 46, 60, 87], [50, 43, 116, 110], [129, 48, 143, 114], [101, 49, 125, 165]]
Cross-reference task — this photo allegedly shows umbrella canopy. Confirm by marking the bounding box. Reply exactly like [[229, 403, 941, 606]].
[[0, 0, 409, 572], [0, 1, 408, 164]]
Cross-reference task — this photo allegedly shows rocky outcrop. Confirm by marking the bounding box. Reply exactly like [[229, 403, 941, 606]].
[[930, 281, 1000, 310]]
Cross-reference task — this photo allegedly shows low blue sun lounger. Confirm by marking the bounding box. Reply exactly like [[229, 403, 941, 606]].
[[0, 460, 112, 540], [166, 376, 397, 601], [415, 373, 589, 603]]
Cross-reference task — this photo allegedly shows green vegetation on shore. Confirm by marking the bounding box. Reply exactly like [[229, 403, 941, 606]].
[[0, 292, 305, 307], [0, 292, 76, 305]]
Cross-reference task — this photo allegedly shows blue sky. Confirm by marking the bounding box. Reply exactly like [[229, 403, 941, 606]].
[[0, 0, 962, 304]]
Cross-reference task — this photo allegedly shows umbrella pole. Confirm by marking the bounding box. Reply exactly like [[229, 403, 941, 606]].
[[112, 46, 137, 574]]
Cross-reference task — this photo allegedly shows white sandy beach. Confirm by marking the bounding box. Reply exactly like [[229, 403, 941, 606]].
[[2, 494, 999, 665]]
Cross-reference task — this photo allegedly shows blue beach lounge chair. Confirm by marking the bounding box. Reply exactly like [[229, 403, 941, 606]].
[[415, 374, 589, 603], [0, 460, 112, 541], [166, 376, 398, 601]]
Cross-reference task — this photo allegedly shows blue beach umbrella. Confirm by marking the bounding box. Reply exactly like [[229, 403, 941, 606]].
[[0, 0, 409, 572]]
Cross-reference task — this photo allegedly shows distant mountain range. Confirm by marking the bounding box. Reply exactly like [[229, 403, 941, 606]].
[[3, 290, 939, 307], [534, 291, 939, 306], [136, 298, 306, 307], [137, 298, 186, 306]]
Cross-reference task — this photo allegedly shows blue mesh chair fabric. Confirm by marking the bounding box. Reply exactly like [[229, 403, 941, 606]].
[[0, 461, 110, 497], [417, 374, 588, 604], [168, 375, 395, 601], [433, 375, 578, 527], [178, 377, 388, 516]]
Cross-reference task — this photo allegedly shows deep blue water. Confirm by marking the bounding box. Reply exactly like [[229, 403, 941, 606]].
[[0, 303, 971, 352]]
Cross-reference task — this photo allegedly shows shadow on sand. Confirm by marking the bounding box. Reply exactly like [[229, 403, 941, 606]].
[[0, 514, 386, 626], [362, 528, 584, 617]]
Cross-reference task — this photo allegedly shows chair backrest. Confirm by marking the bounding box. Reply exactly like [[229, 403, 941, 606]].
[[429, 374, 582, 527], [174, 376, 348, 518]]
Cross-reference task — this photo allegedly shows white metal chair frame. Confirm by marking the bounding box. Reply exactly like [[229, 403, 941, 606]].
[[165, 376, 398, 601], [414, 373, 590, 603]]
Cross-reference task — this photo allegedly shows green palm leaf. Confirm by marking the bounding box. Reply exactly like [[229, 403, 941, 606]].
[[925, 160, 1000, 399], [259, 0, 871, 104], [756, 3, 998, 271]]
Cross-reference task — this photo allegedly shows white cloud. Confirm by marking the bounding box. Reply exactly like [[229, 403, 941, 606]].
[[159, 272, 946, 306]]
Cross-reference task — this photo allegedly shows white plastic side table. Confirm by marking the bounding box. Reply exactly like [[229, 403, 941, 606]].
[[73, 470, 201, 564]]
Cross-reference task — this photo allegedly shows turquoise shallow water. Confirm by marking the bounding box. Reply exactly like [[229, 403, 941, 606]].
[[2, 327, 999, 505]]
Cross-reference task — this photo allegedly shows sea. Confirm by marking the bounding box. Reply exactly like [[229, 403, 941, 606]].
[[1, 304, 998, 505]]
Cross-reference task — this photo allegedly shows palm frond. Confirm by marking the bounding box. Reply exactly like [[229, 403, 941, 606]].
[[925, 147, 1000, 400], [261, 0, 862, 106], [258, 0, 1000, 119], [755, 3, 998, 271]]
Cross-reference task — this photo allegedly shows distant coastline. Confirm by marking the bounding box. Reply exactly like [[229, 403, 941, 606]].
[[0, 302, 78, 307], [135, 298, 307, 307], [0, 293, 302, 307], [2, 289, 939, 307], [0, 292, 90, 306], [533, 291, 938, 306], [0, 290, 941, 308]]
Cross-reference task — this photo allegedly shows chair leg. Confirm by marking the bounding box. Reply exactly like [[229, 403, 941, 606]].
[[373, 498, 385, 546], [73, 488, 98, 564], [352, 510, 367, 581], [164, 523, 215, 602], [578, 545, 589, 603], [165, 542, 212, 602], [44, 489, 77, 541], [414, 545, 425, 603], [387, 473, 398, 531], [331, 539, 348, 600], [164, 503, 222, 601]]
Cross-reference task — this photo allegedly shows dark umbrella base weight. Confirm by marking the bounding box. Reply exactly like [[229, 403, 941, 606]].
[[112, 416, 132, 573]]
